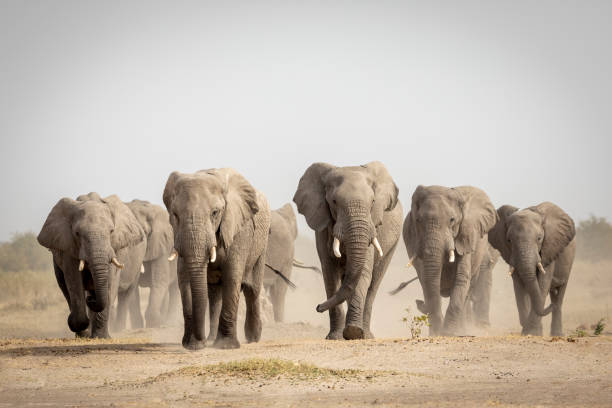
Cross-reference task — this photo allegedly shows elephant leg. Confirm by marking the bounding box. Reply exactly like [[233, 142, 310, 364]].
[[362, 243, 396, 339], [213, 268, 243, 349], [113, 289, 130, 332], [145, 258, 170, 328], [160, 290, 170, 323], [270, 278, 289, 323], [512, 275, 530, 328], [243, 254, 264, 343], [128, 284, 144, 329], [321, 264, 345, 340], [176, 260, 196, 348], [53, 262, 71, 304], [166, 279, 180, 325], [472, 263, 493, 327], [207, 283, 222, 343], [443, 253, 472, 335], [549, 283, 567, 337]]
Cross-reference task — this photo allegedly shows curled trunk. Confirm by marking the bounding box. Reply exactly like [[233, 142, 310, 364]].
[[521, 270, 552, 316]]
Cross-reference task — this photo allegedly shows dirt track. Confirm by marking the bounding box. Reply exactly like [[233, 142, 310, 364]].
[[1, 322, 611, 407]]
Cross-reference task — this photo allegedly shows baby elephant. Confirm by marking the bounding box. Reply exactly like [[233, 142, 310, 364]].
[[488, 202, 576, 336]]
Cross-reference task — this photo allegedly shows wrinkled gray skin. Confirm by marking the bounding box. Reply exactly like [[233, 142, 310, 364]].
[[489, 203, 576, 336], [466, 244, 500, 327], [163, 168, 270, 350], [37, 193, 145, 338], [264, 203, 321, 322], [126, 200, 180, 328], [293, 162, 402, 340], [404, 186, 497, 336]]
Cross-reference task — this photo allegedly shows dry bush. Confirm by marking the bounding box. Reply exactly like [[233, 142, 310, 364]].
[[0, 270, 63, 311]]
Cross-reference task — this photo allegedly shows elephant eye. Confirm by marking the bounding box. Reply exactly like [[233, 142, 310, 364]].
[[173, 212, 179, 221], [211, 209, 219, 218], [507, 238, 511, 244], [450, 217, 455, 223], [537, 236, 542, 242]]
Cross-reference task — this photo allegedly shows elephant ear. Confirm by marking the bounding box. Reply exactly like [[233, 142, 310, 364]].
[[487, 205, 519, 265], [103, 195, 145, 251], [403, 211, 418, 257], [530, 202, 575, 266], [454, 186, 498, 256], [163, 171, 181, 212], [212, 168, 259, 251], [37, 198, 78, 257], [363, 161, 399, 227], [127, 200, 173, 262], [276, 203, 298, 239], [293, 162, 336, 232]]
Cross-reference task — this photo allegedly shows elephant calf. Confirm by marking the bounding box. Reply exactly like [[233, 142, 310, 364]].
[[488, 202, 576, 336]]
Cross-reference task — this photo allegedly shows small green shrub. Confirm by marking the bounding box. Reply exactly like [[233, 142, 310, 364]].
[[593, 319, 606, 336], [402, 308, 430, 339]]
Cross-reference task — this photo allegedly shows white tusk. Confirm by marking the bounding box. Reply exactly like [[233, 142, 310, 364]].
[[406, 255, 417, 268], [79, 259, 85, 272], [168, 249, 178, 262], [449, 250, 455, 263], [210, 246, 217, 263], [140, 264, 145, 273], [111, 257, 125, 269], [372, 237, 383, 257], [333, 237, 341, 258], [537, 262, 546, 275], [508, 266, 514, 276]]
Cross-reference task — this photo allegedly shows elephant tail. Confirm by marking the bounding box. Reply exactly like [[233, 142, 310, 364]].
[[265, 263, 297, 290], [292, 259, 322, 275], [388, 276, 419, 295]]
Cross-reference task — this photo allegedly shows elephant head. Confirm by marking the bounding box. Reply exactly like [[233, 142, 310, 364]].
[[38, 193, 144, 331], [488, 202, 575, 317], [163, 168, 259, 344], [293, 161, 399, 313]]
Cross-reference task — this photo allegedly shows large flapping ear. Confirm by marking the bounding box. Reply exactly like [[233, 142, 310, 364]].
[[162, 171, 181, 212], [487, 205, 519, 265], [37, 198, 78, 257], [210, 168, 259, 250], [530, 202, 575, 266], [363, 161, 399, 227], [292, 162, 335, 232], [103, 195, 145, 251], [453, 186, 498, 256], [127, 200, 173, 261], [276, 203, 298, 239]]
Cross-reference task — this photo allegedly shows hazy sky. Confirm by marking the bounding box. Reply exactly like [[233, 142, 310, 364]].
[[1, 1, 611, 241]]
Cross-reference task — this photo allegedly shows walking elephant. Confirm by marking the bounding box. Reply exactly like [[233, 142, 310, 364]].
[[403, 185, 497, 336], [37, 193, 146, 338], [488, 202, 576, 336], [163, 168, 270, 350], [264, 203, 321, 322], [126, 200, 180, 328], [293, 161, 402, 340]]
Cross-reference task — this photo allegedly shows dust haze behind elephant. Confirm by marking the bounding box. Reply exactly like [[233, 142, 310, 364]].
[[37, 192, 146, 338], [293, 161, 403, 340], [163, 168, 270, 350], [126, 200, 180, 328]]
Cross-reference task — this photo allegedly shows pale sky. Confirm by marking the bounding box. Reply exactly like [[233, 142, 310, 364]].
[[1, 1, 611, 241]]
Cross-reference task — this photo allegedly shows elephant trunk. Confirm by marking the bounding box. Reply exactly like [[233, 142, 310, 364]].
[[316, 210, 371, 313], [86, 252, 110, 313], [515, 246, 552, 317]]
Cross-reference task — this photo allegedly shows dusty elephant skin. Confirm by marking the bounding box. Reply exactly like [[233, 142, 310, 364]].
[[403, 185, 498, 336], [488, 202, 576, 336], [37, 192, 146, 338], [264, 203, 321, 322], [126, 200, 180, 328], [293, 161, 403, 340], [163, 168, 270, 350]]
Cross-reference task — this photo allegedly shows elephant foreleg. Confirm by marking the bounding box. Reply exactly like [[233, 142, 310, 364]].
[[513, 275, 530, 328], [243, 254, 264, 343], [214, 267, 243, 349], [166, 279, 180, 325], [316, 231, 345, 340], [177, 260, 195, 348], [128, 284, 144, 329], [549, 283, 567, 337], [207, 283, 222, 342], [363, 241, 398, 339], [270, 274, 289, 323], [443, 253, 472, 335], [472, 261, 493, 327]]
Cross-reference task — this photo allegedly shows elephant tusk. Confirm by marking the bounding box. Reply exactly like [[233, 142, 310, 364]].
[[537, 262, 546, 276], [372, 237, 384, 257], [508, 266, 514, 276], [78, 259, 85, 272], [332, 237, 341, 258], [140, 264, 145, 273], [449, 250, 455, 263], [210, 246, 217, 263], [111, 257, 125, 269], [406, 255, 417, 268], [293, 259, 304, 266], [168, 249, 178, 262]]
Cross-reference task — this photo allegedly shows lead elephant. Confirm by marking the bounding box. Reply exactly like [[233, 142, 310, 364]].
[[488, 202, 576, 336], [265, 203, 321, 322], [293, 161, 402, 340], [163, 168, 270, 350], [403, 185, 497, 336], [126, 200, 180, 328], [37, 193, 146, 338]]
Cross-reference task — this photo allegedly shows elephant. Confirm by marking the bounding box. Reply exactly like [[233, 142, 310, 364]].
[[163, 168, 270, 350], [126, 200, 180, 328], [488, 202, 576, 336], [403, 185, 497, 336], [293, 161, 402, 340], [37, 192, 146, 338], [264, 203, 321, 323]]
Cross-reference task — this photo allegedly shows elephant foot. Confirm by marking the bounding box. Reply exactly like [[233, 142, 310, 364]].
[[521, 324, 543, 336], [415, 299, 426, 314], [364, 329, 375, 339], [343, 325, 365, 340], [206, 333, 217, 345], [91, 330, 110, 339], [325, 329, 344, 340], [75, 329, 90, 338], [213, 336, 241, 349], [245, 318, 262, 344], [182, 335, 206, 351]]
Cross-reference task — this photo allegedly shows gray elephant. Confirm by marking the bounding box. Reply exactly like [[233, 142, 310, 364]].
[[293, 161, 402, 340], [264, 203, 321, 323], [163, 168, 270, 350], [488, 202, 576, 336], [126, 200, 180, 328], [37, 193, 146, 338], [403, 185, 497, 336]]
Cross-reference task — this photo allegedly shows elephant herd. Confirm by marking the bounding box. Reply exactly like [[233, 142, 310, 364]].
[[38, 162, 576, 350]]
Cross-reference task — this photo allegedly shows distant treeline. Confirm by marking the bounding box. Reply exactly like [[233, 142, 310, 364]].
[[0, 216, 611, 272]]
